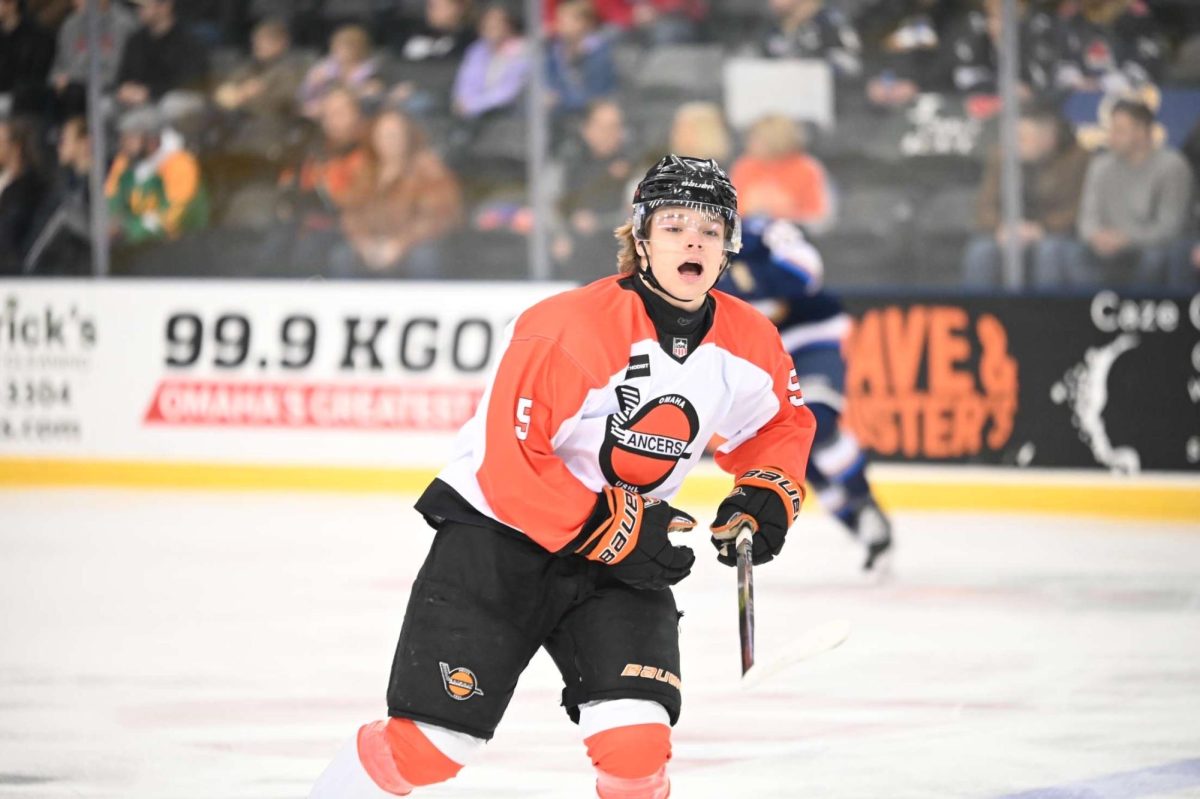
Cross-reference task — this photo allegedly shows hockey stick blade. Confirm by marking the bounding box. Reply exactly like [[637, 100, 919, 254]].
[[740, 619, 851, 690]]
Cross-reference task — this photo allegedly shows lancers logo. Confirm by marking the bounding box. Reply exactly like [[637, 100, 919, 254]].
[[600, 386, 700, 493], [439, 662, 485, 701]]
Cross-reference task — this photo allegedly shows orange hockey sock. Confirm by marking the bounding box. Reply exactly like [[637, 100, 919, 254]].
[[357, 719, 464, 795], [584, 723, 672, 799]]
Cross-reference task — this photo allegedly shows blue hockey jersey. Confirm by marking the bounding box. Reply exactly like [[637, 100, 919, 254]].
[[717, 217, 850, 354]]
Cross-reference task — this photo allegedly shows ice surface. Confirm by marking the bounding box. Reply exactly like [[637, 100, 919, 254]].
[[1, 488, 1198, 798]]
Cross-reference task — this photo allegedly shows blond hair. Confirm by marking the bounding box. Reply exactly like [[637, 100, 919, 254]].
[[747, 114, 805, 159], [669, 102, 732, 163], [614, 220, 639, 274], [331, 25, 372, 62]]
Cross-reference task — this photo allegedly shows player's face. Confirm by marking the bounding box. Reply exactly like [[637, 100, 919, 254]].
[[642, 207, 727, 310]]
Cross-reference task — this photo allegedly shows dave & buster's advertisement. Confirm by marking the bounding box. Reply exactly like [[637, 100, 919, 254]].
[[840, 291, 1200, 473]]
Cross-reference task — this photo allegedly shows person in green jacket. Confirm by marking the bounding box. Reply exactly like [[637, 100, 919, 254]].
[[105, 104, 208, 245]]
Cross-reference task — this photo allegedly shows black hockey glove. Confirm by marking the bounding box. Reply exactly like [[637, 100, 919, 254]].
[[573, 486, 697, 590], [710, 468, 804, 567]]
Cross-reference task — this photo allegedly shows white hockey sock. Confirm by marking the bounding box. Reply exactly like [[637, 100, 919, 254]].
[[308, 735, 407, 798]]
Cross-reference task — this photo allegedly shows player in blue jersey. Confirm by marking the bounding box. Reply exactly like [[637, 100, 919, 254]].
[[718, 214, 893, 572]]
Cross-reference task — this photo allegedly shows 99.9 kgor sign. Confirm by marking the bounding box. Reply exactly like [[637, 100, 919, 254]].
[[163, 311, 497, 373]]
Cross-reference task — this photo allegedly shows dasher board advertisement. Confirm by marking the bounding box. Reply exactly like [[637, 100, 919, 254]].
[[0, 280, 566, 467], [840, 291, 1200, 473]]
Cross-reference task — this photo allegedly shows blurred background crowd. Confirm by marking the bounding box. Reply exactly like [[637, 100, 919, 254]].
[[1, 0, 1199, 290]]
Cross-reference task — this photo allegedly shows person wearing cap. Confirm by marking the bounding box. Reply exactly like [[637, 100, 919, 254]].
[[105, 104, 208, 245], [307, 154, 816, 798]]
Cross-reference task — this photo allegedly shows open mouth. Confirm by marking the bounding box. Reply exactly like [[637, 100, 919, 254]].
[[677, 261, 704, 282]]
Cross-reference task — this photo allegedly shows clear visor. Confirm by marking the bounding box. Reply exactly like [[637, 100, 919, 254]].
[[632, 201, 742, 253]]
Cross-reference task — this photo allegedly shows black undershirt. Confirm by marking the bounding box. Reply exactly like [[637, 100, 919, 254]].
[[619, 273, 715, 363]]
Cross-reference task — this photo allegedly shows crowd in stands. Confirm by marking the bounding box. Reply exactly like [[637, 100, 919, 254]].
[[0, 0, 1198, 290]]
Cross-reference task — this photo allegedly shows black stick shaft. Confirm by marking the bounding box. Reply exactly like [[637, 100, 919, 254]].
[[736, 526, 755, 675]]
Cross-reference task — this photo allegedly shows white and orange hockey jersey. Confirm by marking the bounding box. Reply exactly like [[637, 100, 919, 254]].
[[417, 274, 817, 553]]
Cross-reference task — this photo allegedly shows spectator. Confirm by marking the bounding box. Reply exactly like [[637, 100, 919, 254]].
[[298, 24, 384, 119], [452, 3, 529, 120], [213, 17, 308, 160], [0, 0, 55, 114], [552, 98, 634, 274], [546, 0, 617, 119], [731, 114, 835, 233], [1057, 0, 1168, 93], [859, 0, 950, 107], [49, 0, 137, 109], [392, 0, 475, 64], [941, 0, 1062, 98], [0, 116, 47, 274], [962, 104, 1091, 288], [1167, 116, 1200, 290], [105, 105, 209, 246], [272, 86, 370, 273], [668, 101, 733, 163], [115, 0, 208, 108], [386, 0, 476, 113], [543, 0, 706, 46], [24, 114, 93, 274], [755, 0, 863, 80], [337, 109, 462, 277], [1076, 99, 1193, 286]]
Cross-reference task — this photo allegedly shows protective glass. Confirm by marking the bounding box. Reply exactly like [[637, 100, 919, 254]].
[[632, 201, 742, 253]]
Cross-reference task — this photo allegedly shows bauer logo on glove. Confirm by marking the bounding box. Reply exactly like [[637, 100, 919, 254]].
[[710, 468, 804, 566], [573, 487, 697, 590]]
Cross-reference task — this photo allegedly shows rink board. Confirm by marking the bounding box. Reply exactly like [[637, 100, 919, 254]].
[[1, 280, 1197, 521]]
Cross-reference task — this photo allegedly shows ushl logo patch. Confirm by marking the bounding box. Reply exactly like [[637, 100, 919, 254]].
[[599, 386, 700, 493], [672, 337, 688, 358], [440, 662, 484, 701]]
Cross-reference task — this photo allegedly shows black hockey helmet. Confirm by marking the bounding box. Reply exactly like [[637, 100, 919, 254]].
[[632, 154, 742, 252]]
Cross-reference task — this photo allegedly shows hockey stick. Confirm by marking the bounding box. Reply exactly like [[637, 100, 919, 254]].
[[727, 523, 851, 685], [734, 524, 756, 675]]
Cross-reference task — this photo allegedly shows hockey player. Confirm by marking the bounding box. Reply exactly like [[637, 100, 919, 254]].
[[718, 214, 893, 572], [308, 155, 816, 798]]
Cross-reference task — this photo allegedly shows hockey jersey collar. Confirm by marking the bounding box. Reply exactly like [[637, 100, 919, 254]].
[[621, 274, 715, 362]]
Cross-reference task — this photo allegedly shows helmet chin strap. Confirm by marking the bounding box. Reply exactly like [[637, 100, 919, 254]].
[[637, 241, 729, 305]]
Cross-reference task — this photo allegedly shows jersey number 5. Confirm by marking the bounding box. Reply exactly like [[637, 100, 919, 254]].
[[787, 369, 805, 407], [514, 397, 533, 440]]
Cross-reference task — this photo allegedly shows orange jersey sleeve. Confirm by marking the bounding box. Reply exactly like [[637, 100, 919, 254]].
[[475, 277, 650, 552], [709, 292, 816, 488], [476, 334, 599, 550]]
